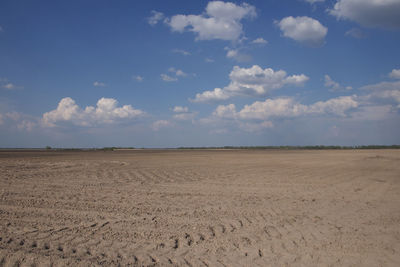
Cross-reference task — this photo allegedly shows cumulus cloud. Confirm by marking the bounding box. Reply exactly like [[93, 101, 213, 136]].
[[361, 81, 400, 108], [225, 48, 251, 62], [251, 37, 268, 45], [161, 74, 178, 82], [354, 79, 400, 108], [367, 90, 400, 108], [0, 112, 38, 132], [172, 106, 196, 120], [17, 120, 36, 132], [42, 97, 144, 127], [213, 103, 237, 118], [191, 65, 309, 102], [152, 120, 172, 131], [307, 96, 359, 116], [2, 83, 16, 90], [237, 98, 307, 119], [133, 75, 144, 82], [172, 49, 191, 56], [324, 75, 352, 91], [148, 11, 165, 26], [213, 96, 358, 121], [5, 112, 23, 121], [350, 105, 396, 121], [276, 16, 328, 47], [389, 69, 400, 79], [173, 106, 189, 113], [329, 0, 400, 29], [93, 81, 106, 87], [166, 1, 256, 41], [173, 113, 196, 121], [360, 80, 400, 91], [201, 96, 359, 133], [304, 0, 325, 3], [1, 78, 22, 90], [192, 88, 231, 103], [169, 67, 187, 77]]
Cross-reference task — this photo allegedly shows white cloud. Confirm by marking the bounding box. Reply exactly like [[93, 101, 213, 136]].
[[205, 58, 215, 63], [93, 81, 106, 87], [350, 105, 396, 121], [360, 80, 400, 91], [225, 48, 251, 62], [378, 90, 400, 104], [173, 106, 189, 113], [1, 78, 23, 90], [2, 83, 16, 90], [172, 106, 196, 120], [329, 0, 400, 29], [304, 0, 325, 3], [169, 67, 187, 77], [325, 75, 340, 90], [364, 89, 400, 108], [359, 79, 400, 107], [176, 70, 186, 77], [324, 75, 352, 91], [345, 27, 367, 38], [42, 97, 144, 127], [389, 69, 400, 79], [213, 104, 237, 118], [191, 65, 309, 102], [172, 49, 191, 56], [202, 96, 359, 133], [237, 98, 308, 119], [173, 113, 196, 121], [148, 11, 165, 26], [152, 120, 172, 131], [0, 112, 38, 132], [166, 1, 256, 41], [133, 75, 144, 82], [226, 49, 237, 58], [192, 88, 231, 102], [214, 96, 358, 120], [17, 120, 36, 132], [161, 74, 178, 82], [276, 16, 328, 47], [251, 37, 268, 45], [239, 121, 274, 132], [5, 112, 22, 121], [307, 96, 359, 116]]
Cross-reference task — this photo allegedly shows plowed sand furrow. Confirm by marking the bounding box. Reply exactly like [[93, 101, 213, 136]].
[[1, 150, 399, 266]]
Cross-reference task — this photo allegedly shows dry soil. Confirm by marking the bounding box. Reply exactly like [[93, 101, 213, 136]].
[[0, 149, 399, 266]]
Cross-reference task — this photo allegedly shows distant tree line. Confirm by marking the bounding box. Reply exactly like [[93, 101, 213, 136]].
[[177, 145, 400, 150], [35, 145, 400, 151]]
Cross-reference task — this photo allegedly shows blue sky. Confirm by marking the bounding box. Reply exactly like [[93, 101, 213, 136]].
[[0, 0, 400, 147]]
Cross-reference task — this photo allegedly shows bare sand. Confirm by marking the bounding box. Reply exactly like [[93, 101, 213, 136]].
[[0, 149, 399, 266]]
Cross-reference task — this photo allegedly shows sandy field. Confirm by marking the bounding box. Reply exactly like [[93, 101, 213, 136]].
[[0, 149, 399, 266]]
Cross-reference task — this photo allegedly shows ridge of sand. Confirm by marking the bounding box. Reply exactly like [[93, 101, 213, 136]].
[[0, 150, 399, 266]]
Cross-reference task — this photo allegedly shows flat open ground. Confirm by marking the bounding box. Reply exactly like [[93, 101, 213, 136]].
[[0, 149, 399, 266]]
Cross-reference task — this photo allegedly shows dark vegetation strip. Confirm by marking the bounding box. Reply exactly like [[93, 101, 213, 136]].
[[1, 145, 399, 151]]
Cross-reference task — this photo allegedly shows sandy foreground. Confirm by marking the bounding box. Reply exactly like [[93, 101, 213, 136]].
[[0, 149, 399, 266]]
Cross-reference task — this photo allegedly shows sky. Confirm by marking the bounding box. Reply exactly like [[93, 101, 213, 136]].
[[0, 0, 400, 148]]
